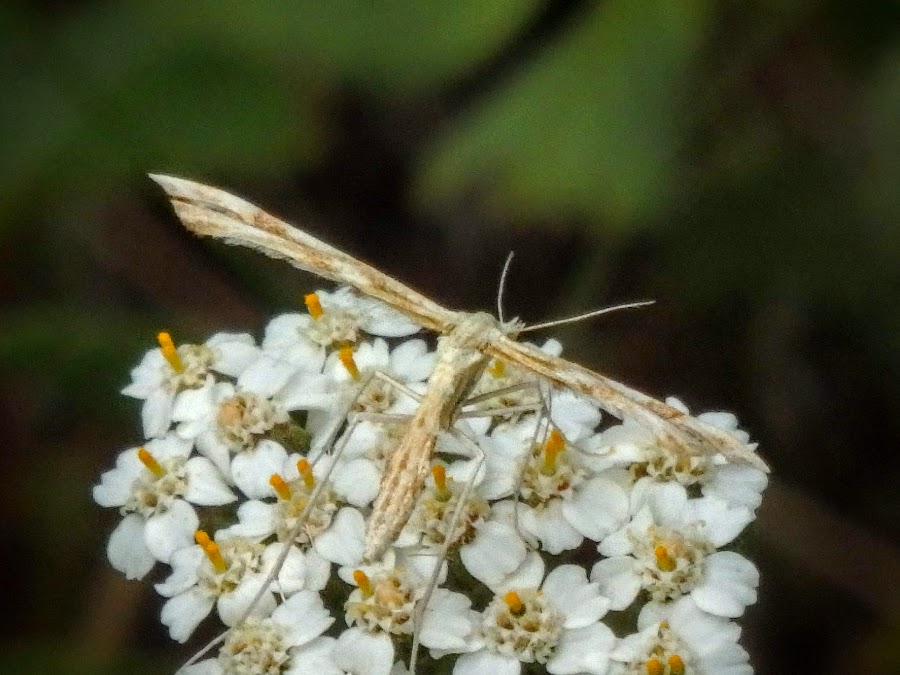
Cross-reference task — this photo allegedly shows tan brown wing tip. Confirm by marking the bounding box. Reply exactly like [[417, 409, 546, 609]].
[[149, 174, 269, 238], [149, 173, 198, 200]]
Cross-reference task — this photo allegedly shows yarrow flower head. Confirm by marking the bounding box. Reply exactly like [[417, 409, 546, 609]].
[[95, 286, 768, 674]]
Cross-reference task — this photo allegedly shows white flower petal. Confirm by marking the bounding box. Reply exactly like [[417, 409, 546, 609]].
[[453, 650, 521, 675], [561, 477, 629, 542], [147, 434, 194, 460], [692, 551, 759, 618], [179, 659, 223, 675], [689, 497, 754, 547], [231, 440, 289, 499], [389, 339, 435, 382], [590, 556, 641, 611], [220, 500, 277, 539], [542, 565, 609, 628], [495, 551, 545, 595], [155, 545, 205, 597], [106, 514, 155, 580], [599, 506, 651, 557], [195, 431, 232, 477], [704, 464, 768, 511], [144, 499, 199, 563], [638, 481, 688, 525], [217, 574, 275, 626], [549, 390, 602, 440], [302, 549, 332, 591], [547, 622, 616, 675], [161, 588, 214, 642], [272, 590, 334, 647], [93, 451, 142, 507], [171, 383, 215, 425], [183, 457, 236, 505], [347, 294, 420, 337], [284, 637, 340, 675], [142, 390, 174, 439], [519, 502, 583, 554], [332, 628, 395, 675], [460, 521, 527, 591], [262, 543, 308, 595], [207, 333, 258, 377], [419, 589, 474, 650], [331, 458, 381, 507], [314, 507, 365, 566], [237, 354, 297, 397]]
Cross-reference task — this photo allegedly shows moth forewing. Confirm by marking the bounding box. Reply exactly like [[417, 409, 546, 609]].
[[487, 336, 770, 472], [148, 174, 454, 334]]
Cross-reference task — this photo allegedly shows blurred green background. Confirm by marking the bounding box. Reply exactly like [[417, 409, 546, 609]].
[[1, 1, 898, 673]]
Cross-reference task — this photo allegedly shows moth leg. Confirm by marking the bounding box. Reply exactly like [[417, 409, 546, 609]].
[[180, 372, 381, 670], [408, 426, 486, 675], [347, 411, 412, 424], [456, 379, 560, 547], [370, 370, 423, 402], [459, 379, 540, 408]]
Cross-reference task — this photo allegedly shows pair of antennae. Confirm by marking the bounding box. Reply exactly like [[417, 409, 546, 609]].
[[495, 252, 655, 332]]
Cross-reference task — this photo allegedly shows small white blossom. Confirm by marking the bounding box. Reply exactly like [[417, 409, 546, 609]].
[[93, 434, 235, 576], [172, 374, 311, 496], [583, 399, 767, 512], [611, 597, 751, 675], [156, 534, 320, 642], [344, 561, 475, 665], [122, 332, 259, 439], [593, 483, 758, 617], [497, 422, 631, 554], [282, 630, 396, 675], [457, 562, 613, 675], [222, 454, 347, 560], [179, 590, 334, 675], [311, 287, 423, 344]]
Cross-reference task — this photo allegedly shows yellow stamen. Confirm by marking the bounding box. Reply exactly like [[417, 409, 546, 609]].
[[654, 545, 677, 572], [338, 346, 360, 380], [137, 447, 165, 477], [202, 541, 228, 573], [194, 530, 228, 572], [296, 459, 315, 489], [157, 331, 184, 373], [269, 474, 291, 500], [542, 428, 565, 474], [503, 591, 525, 616], [488, 359, 505, 378], [304, 293, 324, 319], [645, 658, 665, 675], [431, 465, 451, 502], [668, 655, 686, 675], [353, 570, 372, 598]]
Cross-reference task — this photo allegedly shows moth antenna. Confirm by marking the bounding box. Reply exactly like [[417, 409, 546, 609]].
[[520, 300, 655, 333], [496, 252, 515, 324]]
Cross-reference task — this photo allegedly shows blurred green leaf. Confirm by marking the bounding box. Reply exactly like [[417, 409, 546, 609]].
[[414, 0, 710, 228], [0, 1, 542, 227], [859, 49, 900, 224]]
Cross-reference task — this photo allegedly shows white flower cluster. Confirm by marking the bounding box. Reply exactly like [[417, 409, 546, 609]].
[[94, 287, 768, 675]]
